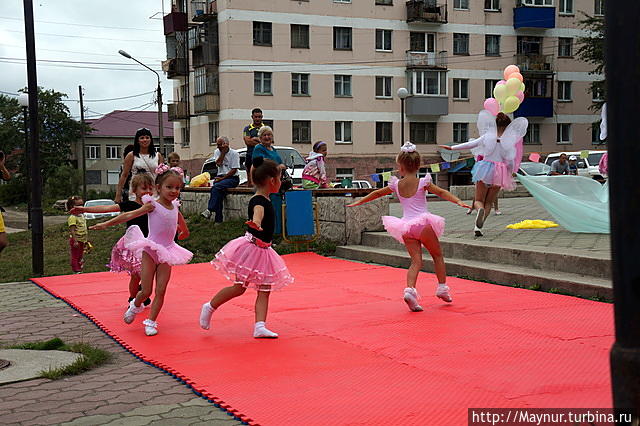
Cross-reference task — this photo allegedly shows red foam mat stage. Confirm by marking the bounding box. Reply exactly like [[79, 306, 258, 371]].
[[32, 253, 613, 425]]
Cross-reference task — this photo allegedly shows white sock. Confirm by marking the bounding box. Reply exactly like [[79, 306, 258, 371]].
[[199, 302, 215, 330], [254, 321, 278, 338]]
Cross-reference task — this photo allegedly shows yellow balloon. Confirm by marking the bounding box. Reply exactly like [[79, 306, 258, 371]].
[[503, 96, 520, 113], [506, 78, 521, 96], [493, 84, 508, 102], [520, 82, 526, 92]]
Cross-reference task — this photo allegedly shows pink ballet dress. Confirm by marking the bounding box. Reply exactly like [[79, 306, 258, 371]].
[[382, 175, 445, 244], [123, 195, 192, 265]]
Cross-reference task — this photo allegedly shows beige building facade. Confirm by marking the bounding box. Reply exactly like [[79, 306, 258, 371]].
[[164, 0, 605, 185]]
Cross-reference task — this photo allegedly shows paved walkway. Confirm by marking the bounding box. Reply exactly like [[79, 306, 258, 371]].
[[0, 281, 243, 426], [390, 197, 610, 255]]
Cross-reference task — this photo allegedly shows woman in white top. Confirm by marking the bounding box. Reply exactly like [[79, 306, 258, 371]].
[[116, 128, 164, 203]]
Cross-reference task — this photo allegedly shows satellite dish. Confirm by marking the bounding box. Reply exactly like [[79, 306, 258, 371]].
[[439, 148, 460, 162]]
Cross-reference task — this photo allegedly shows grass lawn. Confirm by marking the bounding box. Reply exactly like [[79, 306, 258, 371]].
[[0, 214, 337, 282]]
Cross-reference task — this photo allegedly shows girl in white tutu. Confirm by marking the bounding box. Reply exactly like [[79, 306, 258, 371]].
[[200, 157, 294, 338], [348, 142, 470, 312], [92, 164, 192, 336]]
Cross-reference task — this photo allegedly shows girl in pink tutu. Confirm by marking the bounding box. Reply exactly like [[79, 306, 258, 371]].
[[92, 165, 192, 336], [200, 157, 294, 338], [348, 142, 470, 311], [72, 173, 154, 307]]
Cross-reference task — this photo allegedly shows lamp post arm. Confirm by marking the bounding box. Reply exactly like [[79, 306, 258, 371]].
[[130, 56, 160, 86]]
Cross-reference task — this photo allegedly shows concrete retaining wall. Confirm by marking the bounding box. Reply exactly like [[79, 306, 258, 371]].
[[449, 184, 531, 201]]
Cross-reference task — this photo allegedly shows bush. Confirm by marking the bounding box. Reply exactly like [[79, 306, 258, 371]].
[[0, 176, 28, 205], [44, 164, 81, 200], [87, 189, 116, 201]]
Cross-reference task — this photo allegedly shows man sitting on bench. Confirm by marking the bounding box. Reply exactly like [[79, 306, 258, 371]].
[[202, 136, 240, 223]]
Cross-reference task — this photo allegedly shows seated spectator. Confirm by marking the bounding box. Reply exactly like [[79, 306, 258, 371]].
[[201, 137, 240, 223], [549, 153, 569, 176], [568, 155, 578, 175], [302, 141, 331, 189]]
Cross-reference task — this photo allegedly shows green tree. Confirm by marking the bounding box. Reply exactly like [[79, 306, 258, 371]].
[[577, 12, 605, 110]]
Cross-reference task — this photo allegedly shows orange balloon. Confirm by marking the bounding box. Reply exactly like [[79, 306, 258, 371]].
[[503, 65, 520, 80], [507, 72, 524, 82]]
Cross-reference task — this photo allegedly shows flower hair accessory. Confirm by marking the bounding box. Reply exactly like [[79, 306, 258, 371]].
[[170, 167, 184, 177], [155, 163, 170, 175], [401, 141, 416, 153]]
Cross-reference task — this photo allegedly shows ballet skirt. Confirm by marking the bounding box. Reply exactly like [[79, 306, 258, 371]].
[[107, 236, 141, 275], [123, 195, 192, 265], [382, 175, 445, 244]]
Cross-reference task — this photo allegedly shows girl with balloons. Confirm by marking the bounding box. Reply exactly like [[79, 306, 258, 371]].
[[440, 65, 529, 237]]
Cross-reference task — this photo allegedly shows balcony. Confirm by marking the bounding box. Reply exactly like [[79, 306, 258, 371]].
[[406, 96, 448, 116], [406, 50, 447, 69], [513, 5, 555, 29], [162, 58, 188, 79], [163, 12, 188, 35], [193, 94, 220, 115], [168, 101, 189, 121], [514, 97, 553, 118], [406, 1, 447, 24], [192, 45, 219, 67], [515, 54, 554, 74], [191, 0, 217, 22]]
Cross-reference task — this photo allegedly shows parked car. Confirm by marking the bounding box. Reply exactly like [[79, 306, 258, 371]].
[[83, 199, 119, 220], [201, 146, 306, 185], [517, 162, 552, 176], [544, 150, 606, 180], [333, 180, 373, 189]]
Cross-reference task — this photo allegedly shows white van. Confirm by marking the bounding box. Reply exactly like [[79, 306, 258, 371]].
[[544, 150, 607, 180], [201, 146, 306, 185]]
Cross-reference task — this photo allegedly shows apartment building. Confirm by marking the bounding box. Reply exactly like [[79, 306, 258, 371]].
[[163, 0, 605, 184]]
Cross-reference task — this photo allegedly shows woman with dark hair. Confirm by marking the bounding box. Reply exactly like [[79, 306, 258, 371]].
[[116, 128, 164, 203]]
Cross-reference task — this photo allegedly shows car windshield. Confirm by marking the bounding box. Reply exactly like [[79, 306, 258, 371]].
[[520, 163, 551, 176], [588, 152, 605, 165], [279, 149, 306, 169], [86, 200, 113, 206]]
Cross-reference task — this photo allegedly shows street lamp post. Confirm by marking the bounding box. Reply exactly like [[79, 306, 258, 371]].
[[397, 87, 409, 144], [17, 94, 30, 230], [118, 50, 164, 156]]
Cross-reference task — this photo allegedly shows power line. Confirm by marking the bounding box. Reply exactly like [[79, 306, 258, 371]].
[[0, 15, 161, 32], [5, 29, 164, 44], [0, 58, 163, 72], [1, 43, 162, 61]]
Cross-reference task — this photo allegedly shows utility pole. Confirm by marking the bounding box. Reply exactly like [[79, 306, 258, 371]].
[[157, 83, 164, 157], [79, 85, 87, 201]]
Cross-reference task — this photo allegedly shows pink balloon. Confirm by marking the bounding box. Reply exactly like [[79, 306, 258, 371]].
[[496, 80, 506, 86], [503, 65, 520, 80], [507, 72, 524, 82], [515, 91, 525, 103], [483, 98, 500, 116]]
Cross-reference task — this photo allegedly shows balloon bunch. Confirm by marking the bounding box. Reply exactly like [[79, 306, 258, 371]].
[[483, 65, 526, 115]]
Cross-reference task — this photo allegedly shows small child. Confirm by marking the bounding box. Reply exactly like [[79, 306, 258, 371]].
[[200, 157, 294, 338], [348, 142, 470, 312], [67, 195, 89, 273], [168, 152, 181, 168], [302, 141, 330, 189]]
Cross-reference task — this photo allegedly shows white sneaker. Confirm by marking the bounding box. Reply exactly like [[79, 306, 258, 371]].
[[124, 300, 144, 324], [201, 209, 212, 219], [475, 208, 486, 228], [474, 225, 483, 237], [436, 284, 453, 303], [199, 302, 215, 330], [495, 210, 502, 216], [403, 288, 423, 312], [253, 321, 278, 338], [143, 319, 158, 336]]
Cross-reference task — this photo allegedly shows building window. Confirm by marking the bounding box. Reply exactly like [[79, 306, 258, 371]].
[[335, 121, 352, 144], [411, 70, 447, 96], [558, 81, 572, 101], [524, 123, 541, 144], [557, 123, 571, 144], [254, 72, 272, 95], [559, 0, 573, 14], [521, 0, 553, 5], [409, 32, 435, 53], [292, 120, 311, 143], [253, 21, 272, 46], [592, 85, 605, 102], [376, 76, 392, 98], [334, 75, 352, 97], [263, 119, 274, 129], [86, 145, 100, 160], [292, 73, 310, 96], [291, 24, 309, 49], [208, 121, 219, 145], [107, 170, 120, 185], [86, 170, 101, 185], [181, 127, 190, 147], [485, 35, 500, 56], [454, 0, 469, 9], [484, 0, 500, 11], [594, 0, 604, 16], [336, 168, 354, 180], [376, 122, 393, 144], [410, 122, 437, 144], [333, 27, 352, 50], [194, 67, 218, 96], [453, 33, 469, 55], [375, 0, 393, 4], [592, 123, 604, 144], [558, 38, 573, 57], [453, 123, 468, 143], [453, 79, 469, 100], [106, 145, 120, 160], [334, 0, 351, 3], [485, 79, 500, 98], [375, 29, 392, 51]]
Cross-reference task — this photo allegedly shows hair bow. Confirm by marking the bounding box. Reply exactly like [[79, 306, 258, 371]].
[[400, 141, 416, 153], [170, 167, 184, 177], [155, 163, 170, 175]]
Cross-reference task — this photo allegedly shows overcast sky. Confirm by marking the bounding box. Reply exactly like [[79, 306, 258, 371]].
[[0, 0, 171, 120]]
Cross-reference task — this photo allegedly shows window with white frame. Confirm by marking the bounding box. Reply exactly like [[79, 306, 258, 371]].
[[86, 170, 101, 185], [106, 145, 120, 160], [254, 72, 272, 95], [181, 127, 190, 147], [557, 123, 571, 144], [454, 0, 469, 9], [410, 122, 437, 144], [592, 123, 603, 145], [376, 122, 393, 144], [375, 29, 392, 51], [376, 76, 392, 98], [291, 24, 309, 48], [253, 21, 272, 46], [411, 71, 447, 96], [86, 145, 100, 160], [409, 32, 435, 52], [453, 123, 468, 143], [453, 79, 469, 100], [485, 35, 500, 56], [335, 121, 352, 143], [292, 73, 310, 96], [484, 0, 500, 10], [453, 33, 469, 55], [376, 0, 393, 5], [558, 38, 573, 57], [194, 67, 218, 96], [524, 123, 541, 144], [521, 0, 553, 6], [333, 27, 352, 50], [334, 75, 352, 97], [336, 168, 354, 180], [594, 0, 604, 16], [485, 79, 500, 98], [559, 0, 573, 14], [292, 120, 311, 143], [208, 121, 219, 145], [107, 170, 120, 185], [558, 81, 572, 101], [334, 0, 351, 3]]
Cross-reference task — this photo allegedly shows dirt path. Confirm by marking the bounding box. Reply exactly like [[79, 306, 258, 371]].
[[1, 207, 68, 234]]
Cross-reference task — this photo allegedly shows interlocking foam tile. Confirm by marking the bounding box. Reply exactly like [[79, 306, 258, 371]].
[[32, 253, 613, 425]]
